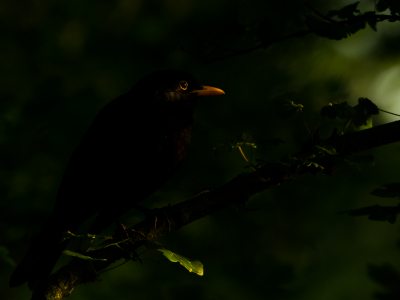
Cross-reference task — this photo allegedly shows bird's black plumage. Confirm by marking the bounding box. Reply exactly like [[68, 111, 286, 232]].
[[9, 70, 224, 288]]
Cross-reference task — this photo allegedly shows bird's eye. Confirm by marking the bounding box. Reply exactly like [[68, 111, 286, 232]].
[[179, 81, 188, 90]]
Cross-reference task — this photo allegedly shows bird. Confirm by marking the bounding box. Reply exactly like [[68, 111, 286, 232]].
[[9, 70, 224, 288]]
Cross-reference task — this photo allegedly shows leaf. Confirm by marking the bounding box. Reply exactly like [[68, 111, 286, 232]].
[[214, 134, 258, 157], [376, 0, 389, 12], [321, 102, 356, 120], [62, 250, 107, 261], [327, 2, 360, 19], [305, 16, 349, 40], [353, 115, 372, 131], [321, 104, 336, 118], [364, 12, 377, 31], [356, 98, 379, 115], [213, 143, 233, 157], [343, 154, 375, 168], [339, 204, 400, 224], [315, 145, 337, 155], [353, 98, 379, 130], [371, 183, 400, 199], [385, 0, 400, 15], [158, 248, 204, 276], [274, 95, 304, 118]]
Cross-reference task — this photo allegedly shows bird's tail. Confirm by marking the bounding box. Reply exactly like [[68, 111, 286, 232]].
[[9, 216, 70, 288]]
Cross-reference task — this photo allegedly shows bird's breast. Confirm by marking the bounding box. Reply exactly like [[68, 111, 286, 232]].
[[159, 124, 192, 172]]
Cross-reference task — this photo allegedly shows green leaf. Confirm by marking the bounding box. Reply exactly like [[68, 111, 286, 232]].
[[158, 248, 204, 276], [321, 102, 356, 120], [353, 98, 379, 130], [213, 143, 233, 157], [214, 134, 258, 157], [356, 98, 379, 115], [343, 154, 375, 169], [371, 183, 400, 199], [321, 104, 336, 118], [274, 94, 304, 118], [62, 250, 107, 261], [234, 134, 257, 148], [353, 115, 372, 131], [385, 0, 400, 15], [339, 204, 400, 224], [305, 16, 349, 40], [376, 0, 389, 12], [315, 145, 337, 155], [364, 12, 377, 31]]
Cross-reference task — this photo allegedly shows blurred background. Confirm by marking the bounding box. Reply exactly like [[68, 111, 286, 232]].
[[1, 0, 400, 299]]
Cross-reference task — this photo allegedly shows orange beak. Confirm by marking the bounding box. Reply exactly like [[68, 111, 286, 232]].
[[191, 86, 225, 96]]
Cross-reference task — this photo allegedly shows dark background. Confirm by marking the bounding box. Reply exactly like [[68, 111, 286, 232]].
[[2, 0, 400, 299]]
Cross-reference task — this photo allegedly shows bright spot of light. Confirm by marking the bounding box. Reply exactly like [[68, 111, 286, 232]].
[[369, 64, 400, 122]]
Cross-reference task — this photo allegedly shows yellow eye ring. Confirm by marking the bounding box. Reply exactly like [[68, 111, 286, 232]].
[[179, 81, 188, 90]]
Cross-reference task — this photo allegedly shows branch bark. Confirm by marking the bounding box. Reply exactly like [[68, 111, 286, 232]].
[[31, 120, 400, 299]]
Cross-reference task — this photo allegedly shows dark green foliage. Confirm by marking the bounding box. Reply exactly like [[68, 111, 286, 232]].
[[314, 145, 337, 156], [343, 154, 376, 169], [340, 182, 400, 224], [145, 241, 203, 276], [62, 250, 107, 261], [377, 0, 400, 15], [353, 98, 379, 127], [339, 204, 400, 224], [304, 16, 346, 40], [4, 0, 400, 299], [364, 11, 378, 31], [320, 98, 379, 133], [321, 102, 356, 120], [274, 95, 304, 118], [157, 248, 204, 276], [376, 0, 390, 12], [304, 1, 399, 40], [304, 15, 366, 41], [213, 133, 257, 157], [371, 183, 400, 199]]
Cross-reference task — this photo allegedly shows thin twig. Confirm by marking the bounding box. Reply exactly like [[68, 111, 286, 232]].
[[313, 121, 322, 133], [98, 260, 130, 274], [301, 110, 312, 136], [379, 109, 400, 117], [238, 146, 257, 171], [201, 14, 399, 64], [342, 119, 353, 134], [203, 30, 311, 64]]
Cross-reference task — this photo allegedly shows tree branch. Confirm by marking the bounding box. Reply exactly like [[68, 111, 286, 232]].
[[187, 13, 400, 64], [31, 120, 400, 299]]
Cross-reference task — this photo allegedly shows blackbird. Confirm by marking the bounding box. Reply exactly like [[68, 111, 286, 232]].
[[9, 70, 224, 288]]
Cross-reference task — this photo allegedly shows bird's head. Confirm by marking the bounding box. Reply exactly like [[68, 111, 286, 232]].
[[133, 70, 224, 104]]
